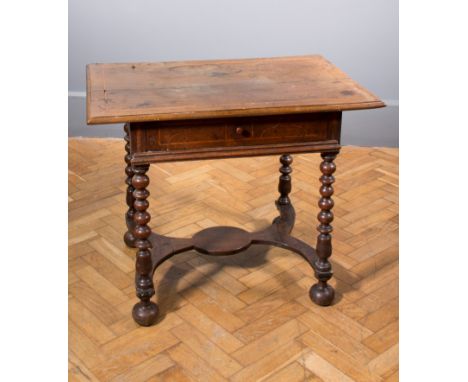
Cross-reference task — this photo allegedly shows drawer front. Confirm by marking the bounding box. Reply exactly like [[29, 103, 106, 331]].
[[130, 112, 341, 163]]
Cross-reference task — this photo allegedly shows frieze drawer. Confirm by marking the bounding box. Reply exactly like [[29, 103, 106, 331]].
[[130, 112, 341, 154]]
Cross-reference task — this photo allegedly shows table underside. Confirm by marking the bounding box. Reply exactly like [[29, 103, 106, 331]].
[[123, 114, 339, 326]]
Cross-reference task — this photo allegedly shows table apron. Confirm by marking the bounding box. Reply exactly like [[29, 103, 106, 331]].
[[129, 112, 341, 164]]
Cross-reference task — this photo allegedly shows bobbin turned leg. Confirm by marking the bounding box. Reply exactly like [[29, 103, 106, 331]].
[[310, 152, 338, 306], [132, 164, 159, 326], [123, 124, 136, 248], [277, 154, 293, 206]]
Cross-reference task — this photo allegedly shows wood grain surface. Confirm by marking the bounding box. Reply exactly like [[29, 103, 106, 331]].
[[87, 55, 384, 124]]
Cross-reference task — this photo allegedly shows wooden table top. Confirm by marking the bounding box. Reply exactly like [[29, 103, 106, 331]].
[[86, 55, 384, 124]]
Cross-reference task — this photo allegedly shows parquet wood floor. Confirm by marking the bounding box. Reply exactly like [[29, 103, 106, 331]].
[[69, 138, 399, 382]]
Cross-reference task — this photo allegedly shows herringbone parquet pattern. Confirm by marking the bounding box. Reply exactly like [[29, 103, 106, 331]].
[[69, 138, 399, 382]]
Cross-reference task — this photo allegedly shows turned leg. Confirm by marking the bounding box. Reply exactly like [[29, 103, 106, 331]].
[[124, 124, 136, 248], [310, 151, 338, 306], [132, 164, 159, 326], [274, 154, 295, 234], [277, 154, 293, 206]]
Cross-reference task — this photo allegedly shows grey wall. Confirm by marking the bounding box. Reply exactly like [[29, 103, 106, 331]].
[[69, 0, 398, 147]]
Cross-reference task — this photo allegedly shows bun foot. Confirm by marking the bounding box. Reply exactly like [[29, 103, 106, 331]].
[[310, 283, 335, 306], [124, 231, 136, 248], [132, 301, 159, 326]]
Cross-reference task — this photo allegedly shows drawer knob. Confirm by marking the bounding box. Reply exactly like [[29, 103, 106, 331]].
[[235, 127, 251, 137]]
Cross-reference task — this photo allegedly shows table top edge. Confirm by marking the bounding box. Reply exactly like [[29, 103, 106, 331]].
[[87, 101, 385, 125]]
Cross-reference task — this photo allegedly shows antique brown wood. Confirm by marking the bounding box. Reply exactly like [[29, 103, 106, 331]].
[[310, 152, 338, 306], [278, 154, 293, 207], [131, 164, 159, 326], [86, 55, 385, 326], [123, 123, 137, 248], [87, 55, 383, 124], [129, 112, 342, 164]]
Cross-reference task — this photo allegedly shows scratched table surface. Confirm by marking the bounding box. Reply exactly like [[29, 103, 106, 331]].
[[86, 55, 384, 124]]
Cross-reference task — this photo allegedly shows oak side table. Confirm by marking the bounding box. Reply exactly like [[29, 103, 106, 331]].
[[86, 55, 385, 326]]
